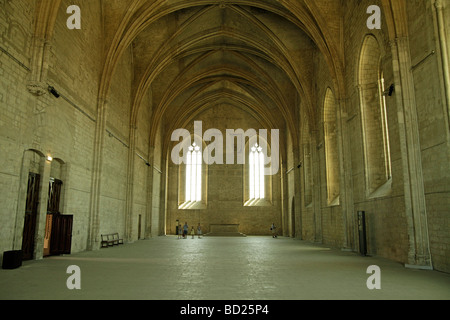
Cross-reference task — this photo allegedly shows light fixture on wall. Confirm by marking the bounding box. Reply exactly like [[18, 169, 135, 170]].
[[383, 84, 395, 97], [48, 86, 60, 98], [46, 156, 53, 162]]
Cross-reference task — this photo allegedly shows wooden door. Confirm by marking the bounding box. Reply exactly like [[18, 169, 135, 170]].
[[291, 197, 296, 238], [22, 173, 41, 261], [43, 214, 53, 257], [50, 214, 73, 256], [45, 179, 64, 256], [138, 214, 142, 240]]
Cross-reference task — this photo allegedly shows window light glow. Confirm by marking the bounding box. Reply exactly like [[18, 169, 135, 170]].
[[249, 144, 265, 200], [186, 143, 202, 202]]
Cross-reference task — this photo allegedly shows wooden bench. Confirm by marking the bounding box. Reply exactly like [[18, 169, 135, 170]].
[[112, 233, 124, 245], [101, 233, 124, 248]]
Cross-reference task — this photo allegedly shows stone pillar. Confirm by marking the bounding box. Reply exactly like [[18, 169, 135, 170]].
[[87, 98, 107, 251], [145, 147, 155, 239], [159, 158, 167, 236], [390, 37, 432, 268], [311, 130, 322, 243], [433, 0, 450, 131], [26, 36, 51, 96], [292, 147, 303, 239], [27, 0, 62, 96], [124, 125, 137, 242], [337, 98, 355, 250], [280, 160, 287, 237]]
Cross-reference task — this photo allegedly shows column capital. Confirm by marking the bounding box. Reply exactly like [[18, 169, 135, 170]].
[[435, 0, 444, 10], [26, 81, 48, 96]]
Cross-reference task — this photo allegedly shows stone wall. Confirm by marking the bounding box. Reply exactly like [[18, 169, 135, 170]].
[[405, 0, 450, 273], [0, 0, 448, 273], [0, 0, 146, 257], [341, 0, 409, 263], [166, 104, 283, 236], [294, 0, 449, 272]]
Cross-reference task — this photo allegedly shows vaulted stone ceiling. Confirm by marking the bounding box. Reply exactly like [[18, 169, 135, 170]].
[[98, 0, 345, 150]]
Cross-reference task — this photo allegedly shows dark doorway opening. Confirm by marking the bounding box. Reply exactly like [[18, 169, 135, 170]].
[[44, 179, 73, 256], [291, 197, 296, 237], [138, 214, 142, 240], [22, 173, 41, 261]]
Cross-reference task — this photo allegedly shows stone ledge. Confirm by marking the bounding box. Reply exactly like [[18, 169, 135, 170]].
[[204, 232, 247, 237], [205, 224, 247, 237]]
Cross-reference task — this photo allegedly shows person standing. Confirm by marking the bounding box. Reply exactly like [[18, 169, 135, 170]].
[[177, 223, 182, 239], [197, 223, 202, 239], [183, 222, 188, 239], [271, 223, 277, 238], [191, 226, 195, 239]]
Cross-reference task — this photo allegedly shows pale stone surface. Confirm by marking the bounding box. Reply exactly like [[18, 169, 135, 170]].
[[0, 0, 448, 277], [0, 237, 449, 300]]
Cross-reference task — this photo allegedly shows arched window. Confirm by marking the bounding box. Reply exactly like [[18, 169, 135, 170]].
[[379, 72, 392, 179], [249, 143, 265, 200], [243, 135, 274, 207], [185, 142, 202, 202], [359, 35, 392, 196], [324, 88, 340, 206]]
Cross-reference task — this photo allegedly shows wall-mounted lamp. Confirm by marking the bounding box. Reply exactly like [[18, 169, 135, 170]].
[[46, 156, 53, 162], [48, 86, 60, 98], [383, 84, 395, 97]]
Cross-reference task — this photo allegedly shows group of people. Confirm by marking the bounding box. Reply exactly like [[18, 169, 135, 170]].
[[178, 222, 202, 239], [176, 222, 279, 238]]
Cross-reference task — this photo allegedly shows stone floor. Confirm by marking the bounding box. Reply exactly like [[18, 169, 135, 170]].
[[1, 236, 449, 300]]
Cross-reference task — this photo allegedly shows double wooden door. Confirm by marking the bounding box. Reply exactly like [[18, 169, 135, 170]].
[[22, 175, 73, 260]]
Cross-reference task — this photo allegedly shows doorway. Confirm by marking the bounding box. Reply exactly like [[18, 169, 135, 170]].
[[138, 214, 142, 240], [291, 197, 296, 237], [49, 214, 73, 255], [44, 178, 73, 256], [22, 173, 41, 261]]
